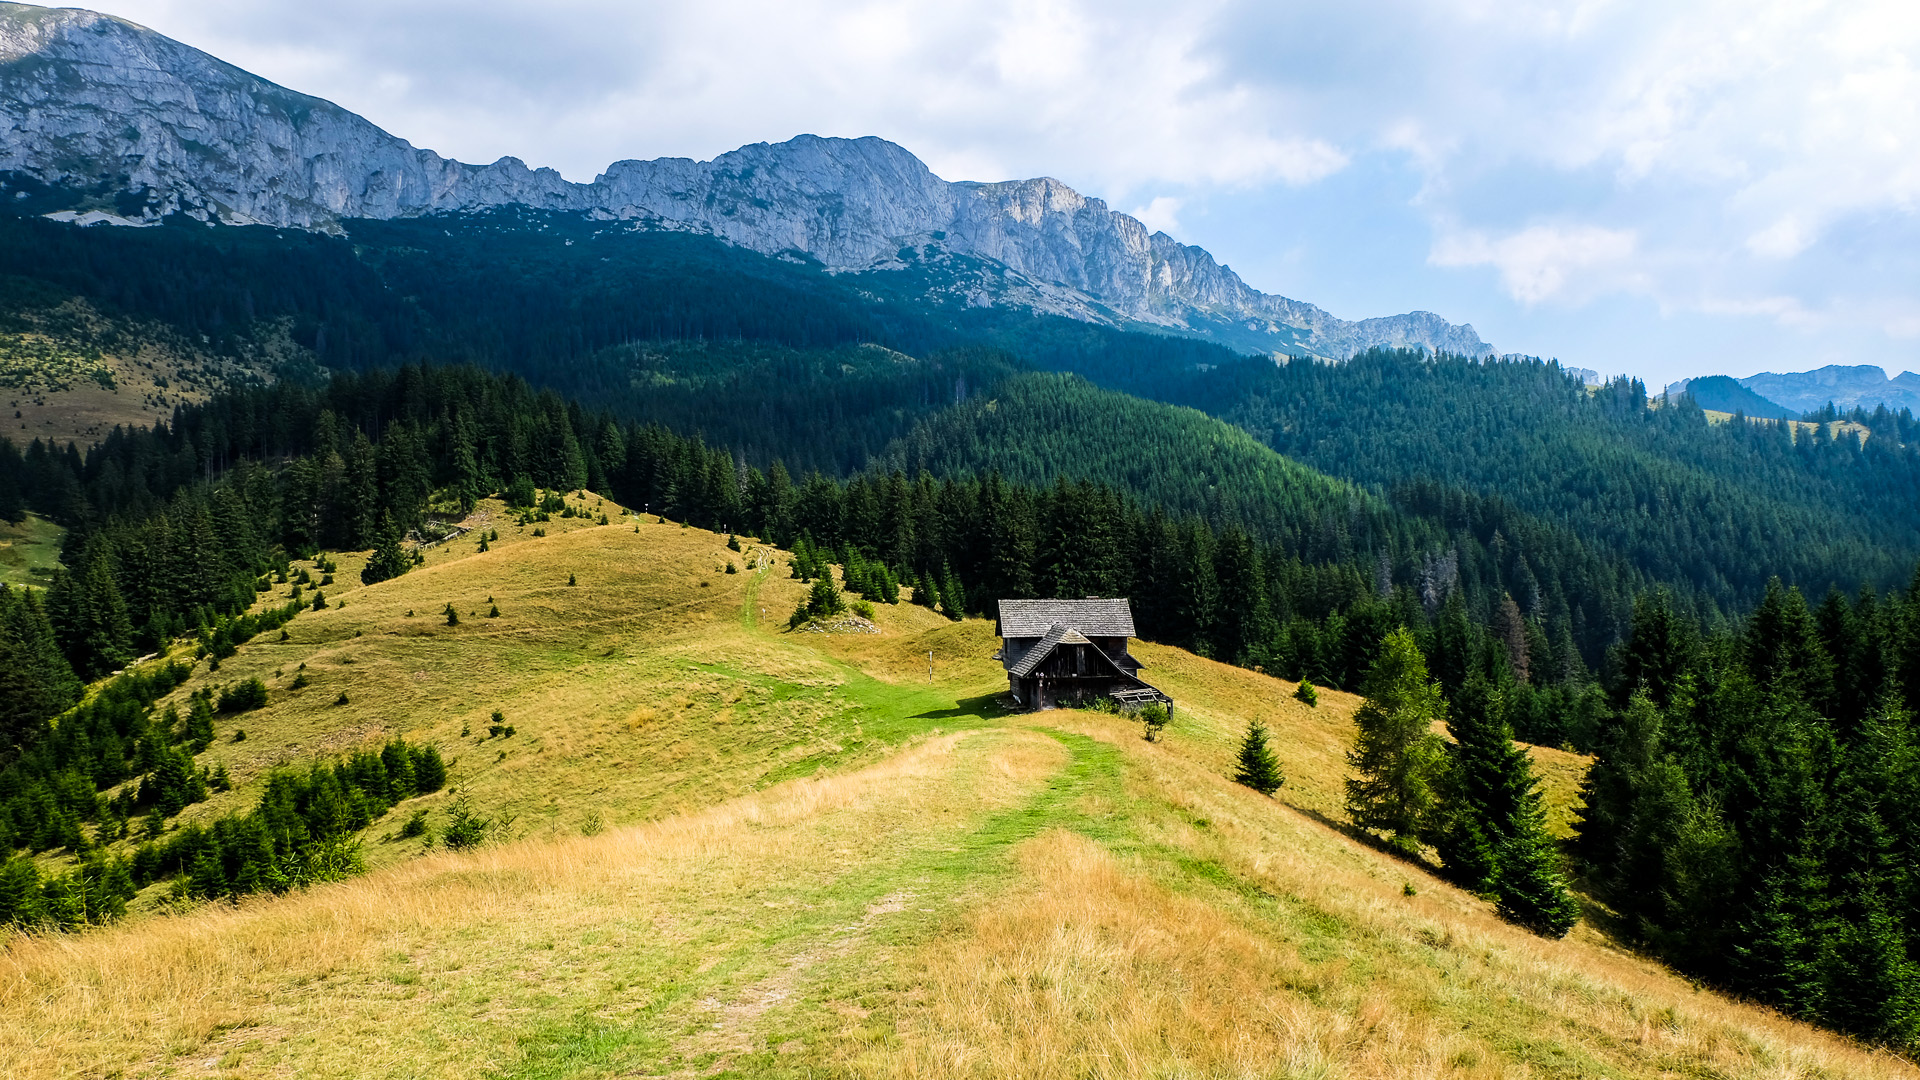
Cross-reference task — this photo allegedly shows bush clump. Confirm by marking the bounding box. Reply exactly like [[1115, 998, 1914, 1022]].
[[217, 678, 269, 713]]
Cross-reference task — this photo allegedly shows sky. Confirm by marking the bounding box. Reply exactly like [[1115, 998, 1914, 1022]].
[[84, 0, 1920, 386]]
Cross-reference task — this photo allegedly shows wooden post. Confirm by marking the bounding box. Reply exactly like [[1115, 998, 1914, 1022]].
[[928, 650, 934, 684]]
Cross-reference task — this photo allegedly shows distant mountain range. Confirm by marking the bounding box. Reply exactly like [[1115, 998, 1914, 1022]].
[[0, 2, 1491, 361], [1666, 365, 1920, 418], [1738, 365, 1920, 416]]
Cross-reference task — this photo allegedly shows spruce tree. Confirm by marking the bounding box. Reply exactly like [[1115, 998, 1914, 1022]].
[[1293, 680, 1318, 707], [361, 512, 411, 586], [1436, 676, 1536, 893], [938, 563, 965, 621], [1233, 719, 1284, 795], [1345, 627, 1448, 852], [1493, 811, 1581, 937], [0, 856, 44, 929]]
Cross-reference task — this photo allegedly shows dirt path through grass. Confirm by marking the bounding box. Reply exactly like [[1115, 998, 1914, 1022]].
[[0, 727, 1080, 1079], [498, 727, 1124, 1078]]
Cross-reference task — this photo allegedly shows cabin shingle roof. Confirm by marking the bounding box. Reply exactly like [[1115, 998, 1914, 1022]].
[[1008, 623, 1090, 677], [997, 598, 1136, 638]]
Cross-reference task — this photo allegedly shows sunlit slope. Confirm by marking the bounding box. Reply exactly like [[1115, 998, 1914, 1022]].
[[0, 508, 1905, 1080], [149, 497, 995, 868], [883, 371, 1411, 547]]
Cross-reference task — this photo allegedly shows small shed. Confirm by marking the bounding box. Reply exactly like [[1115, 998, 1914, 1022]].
[[995, 598, 1172, 712]]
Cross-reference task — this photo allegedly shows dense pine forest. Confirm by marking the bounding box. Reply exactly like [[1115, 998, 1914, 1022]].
[[2, 363, 1920, 1048], [4, 202, 1914, 636], [5, 200, 1920, 1051], [1153, 350, 1920, 622]]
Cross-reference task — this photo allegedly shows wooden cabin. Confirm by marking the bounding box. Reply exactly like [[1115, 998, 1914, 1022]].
[[995, 598, 1172, 712]]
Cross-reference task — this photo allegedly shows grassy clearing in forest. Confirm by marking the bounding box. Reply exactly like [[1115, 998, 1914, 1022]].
[[0, 503, 1907, 1079], [0, 511, 62, 589]]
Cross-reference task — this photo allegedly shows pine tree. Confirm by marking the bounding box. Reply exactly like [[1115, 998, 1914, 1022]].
[[1493, 811, 1581, 937], [1615, 588, 1698, 711], [1436, 677, 1536, 892], [938, 562, 965, 621], [0, 856, 44, 929], [1745, 578, 1836, 701], [184, 690, 217, 751], [186, 844, 227, 899], [1345, 627, 1448, 852], [361, 512, 411, 586], [1293, 680, 1318, 707], [410, 743, 448, 793], [380, 739, 417, 799], [1233, 719, 1284, 795], [790, 575, 846, 628], [1497, 593, 1530, 684]]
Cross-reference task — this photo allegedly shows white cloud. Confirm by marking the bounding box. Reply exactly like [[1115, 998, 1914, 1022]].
[[93, 0, 1350, 197], [1431, 224, 1640, 304], [76, 0, 1920, 373], [1129, 196, 1184, 236]]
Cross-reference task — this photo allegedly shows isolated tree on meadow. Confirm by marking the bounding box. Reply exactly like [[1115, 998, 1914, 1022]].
[[1233, 719, 1284, 795]]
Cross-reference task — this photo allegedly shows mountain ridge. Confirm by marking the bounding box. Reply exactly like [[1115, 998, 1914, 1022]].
[[0, 2, 1491, 360], [1737, 364, 1920, 416]]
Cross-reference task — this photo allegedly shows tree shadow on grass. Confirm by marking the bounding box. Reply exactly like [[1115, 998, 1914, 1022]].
[[1289, 803, 1447, 877], [911, 693, 1013, 722]]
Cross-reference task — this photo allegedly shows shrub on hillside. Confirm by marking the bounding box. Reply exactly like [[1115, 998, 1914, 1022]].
[[441, 797, 492, 851], [217, 678, 269, 713]]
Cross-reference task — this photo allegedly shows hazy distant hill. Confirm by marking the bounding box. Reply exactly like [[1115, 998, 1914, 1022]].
[[1738, 364, 1920, 415], [1663, 375, 1799, 419]]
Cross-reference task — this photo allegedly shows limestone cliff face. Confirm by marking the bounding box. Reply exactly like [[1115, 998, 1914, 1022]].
[[0, 3, 1491, 358]]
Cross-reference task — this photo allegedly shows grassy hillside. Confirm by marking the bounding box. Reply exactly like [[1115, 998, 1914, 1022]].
[[0, 504, 1904, 1079], [0, 511, 60, 589], [0, 285, 301, 446]]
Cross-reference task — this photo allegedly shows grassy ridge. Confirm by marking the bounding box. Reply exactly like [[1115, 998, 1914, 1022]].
[[0, 503, 1902, 1078]]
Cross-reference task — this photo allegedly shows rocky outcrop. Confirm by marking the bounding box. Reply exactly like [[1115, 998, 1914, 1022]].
[[0, 3, 1492, 358]]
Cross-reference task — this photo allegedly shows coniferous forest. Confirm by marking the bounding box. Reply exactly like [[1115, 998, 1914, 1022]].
[[4, 204, 1920, 1051]]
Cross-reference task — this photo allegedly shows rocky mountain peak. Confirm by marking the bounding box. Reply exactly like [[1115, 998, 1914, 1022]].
[[0, 2, 1493, 359]]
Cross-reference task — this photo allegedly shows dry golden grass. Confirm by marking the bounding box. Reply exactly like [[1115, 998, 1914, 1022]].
[[858, 711, 1913, 1080], [9, 517, 1913, 1078], [3, 303, 296, 447], [1701, 410, 1872, 446], [142, 499, 875, 864], [0, 729, 1065, 1079]]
